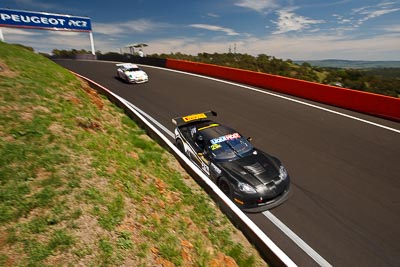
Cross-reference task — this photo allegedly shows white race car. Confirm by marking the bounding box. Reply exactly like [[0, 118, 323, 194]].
[[116, 63, 148, 84]]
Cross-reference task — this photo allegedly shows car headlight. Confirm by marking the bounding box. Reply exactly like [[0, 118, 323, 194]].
[[279, 166, 288, 179], [238, 182, 257, 193]]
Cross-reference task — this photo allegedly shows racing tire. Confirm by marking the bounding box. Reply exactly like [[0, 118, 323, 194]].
[[176, 139, 185, 154], [218, 177, 232, 198]]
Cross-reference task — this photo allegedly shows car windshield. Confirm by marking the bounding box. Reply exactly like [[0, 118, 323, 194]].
[[126, 68, 141, 72], [208, 135, 253, 161]]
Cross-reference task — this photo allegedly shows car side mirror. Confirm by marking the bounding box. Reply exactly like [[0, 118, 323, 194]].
[[247, 137, 252, 142]]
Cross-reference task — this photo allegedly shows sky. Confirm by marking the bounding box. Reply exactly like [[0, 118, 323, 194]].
[[1, 0, 400, 60]]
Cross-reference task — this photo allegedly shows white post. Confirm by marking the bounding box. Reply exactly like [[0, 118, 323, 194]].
[[0, 28, 4, 42], [89, 31, 95, 55]]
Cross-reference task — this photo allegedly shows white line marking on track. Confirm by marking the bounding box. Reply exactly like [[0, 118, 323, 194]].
[[263, 211, 332, 267], [125, 102, 174, 138]]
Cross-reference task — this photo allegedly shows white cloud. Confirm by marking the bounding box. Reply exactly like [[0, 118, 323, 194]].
[[338, 19, 352, 24], [1, 28, 94, 53], [2, 6, 398, 60], [13, 0, 61, 10], [2, 28, 38, 36], [139, 31, 400, 61], [234, 0, 278, 13], [93, 20, 168, 36], [227, 33, 400, 60], [272, 8, 325, 34], [3, 27, 399, 60], [206, 13, 220, 18], [383, 25, 400, 32], [377, 1, 397, 8], [189, 24, 240, 36], [146, 37, 228, 55], [351, 3, 400, 25], [359, 8, 400, 22]]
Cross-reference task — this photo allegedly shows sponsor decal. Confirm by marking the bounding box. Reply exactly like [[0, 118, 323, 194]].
[[183, 113, 207, 122], [0, 8, 92, 32], [210, 133, 241, 145], [210, 163, 222, 174]]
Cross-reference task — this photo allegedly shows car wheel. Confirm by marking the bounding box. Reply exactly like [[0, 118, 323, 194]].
[[218, 177, 232, 198], [176, 139, 184, 153]]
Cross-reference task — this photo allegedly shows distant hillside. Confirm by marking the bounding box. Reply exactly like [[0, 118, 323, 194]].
[[294, 59, 400, 69]]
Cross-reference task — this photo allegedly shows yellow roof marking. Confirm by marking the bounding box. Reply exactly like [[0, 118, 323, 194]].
[[198, 123, 219, 131]]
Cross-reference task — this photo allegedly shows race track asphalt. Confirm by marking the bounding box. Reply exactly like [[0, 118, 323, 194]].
[[55, 59, 400, 267]]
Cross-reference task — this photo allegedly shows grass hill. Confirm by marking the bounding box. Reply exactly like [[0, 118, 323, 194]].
[[0, 42, 267, 267]]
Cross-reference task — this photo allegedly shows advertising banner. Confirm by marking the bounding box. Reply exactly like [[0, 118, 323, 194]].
[[0, 8, 92, 32]]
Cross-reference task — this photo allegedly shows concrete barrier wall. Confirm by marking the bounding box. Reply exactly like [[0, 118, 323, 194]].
[[166, 59, 400, 122]]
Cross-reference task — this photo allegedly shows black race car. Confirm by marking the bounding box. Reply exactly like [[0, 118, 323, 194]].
[[172, 111, 290, 212]]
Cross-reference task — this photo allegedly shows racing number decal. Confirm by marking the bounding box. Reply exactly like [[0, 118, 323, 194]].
[[198, 154, 210, 175], [210, 143, 221, 150], [201, 161, 210, 175]]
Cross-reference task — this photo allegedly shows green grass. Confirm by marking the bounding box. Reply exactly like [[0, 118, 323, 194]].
[[0, 42, 267, 266]]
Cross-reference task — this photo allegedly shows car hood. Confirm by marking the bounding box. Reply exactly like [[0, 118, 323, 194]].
[[125, 70, 147, 77], [219, 151, 280, 186]]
